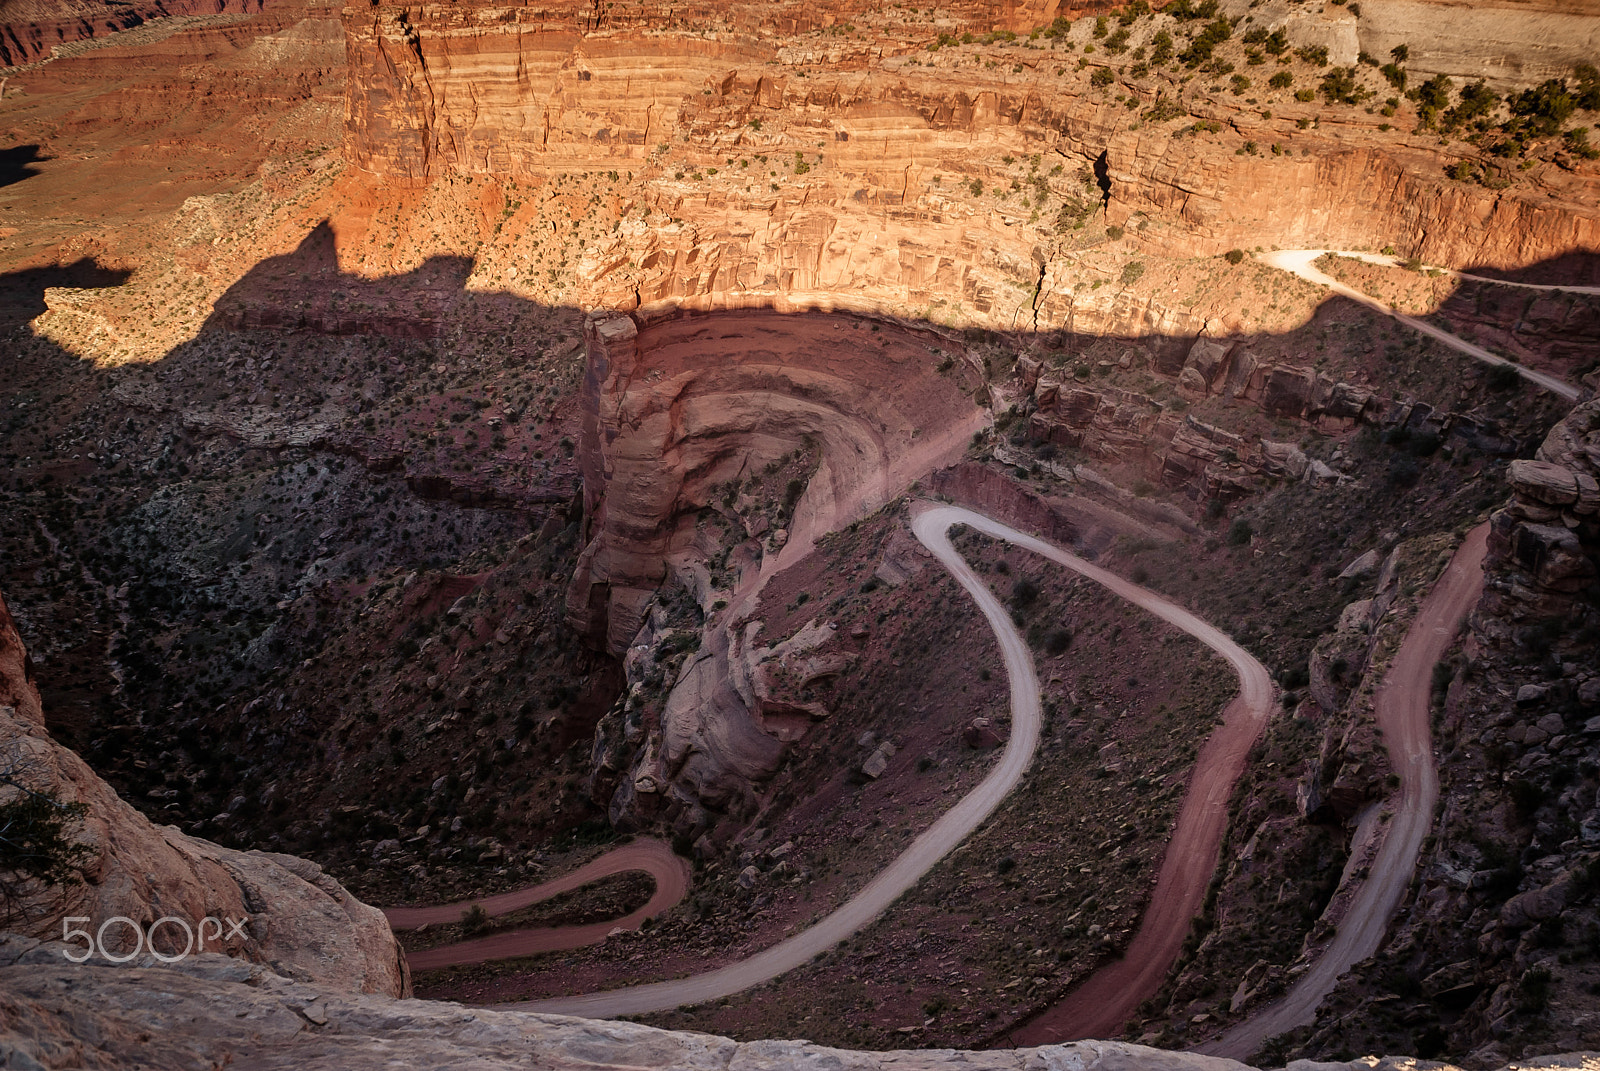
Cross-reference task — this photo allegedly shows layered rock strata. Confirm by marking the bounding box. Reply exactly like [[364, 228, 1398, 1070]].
[[341, 0, 1600, 302], [567, 306, 982, 653]]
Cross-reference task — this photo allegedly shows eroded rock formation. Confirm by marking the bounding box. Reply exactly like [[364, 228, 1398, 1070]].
[[567, 305, 982, 652]]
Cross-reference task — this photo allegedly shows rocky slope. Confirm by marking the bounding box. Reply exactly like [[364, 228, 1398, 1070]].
[[0, 588, 410, 996]]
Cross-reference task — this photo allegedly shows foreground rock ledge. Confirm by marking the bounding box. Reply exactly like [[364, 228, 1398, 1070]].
[[0, 937, 1593, 1071]]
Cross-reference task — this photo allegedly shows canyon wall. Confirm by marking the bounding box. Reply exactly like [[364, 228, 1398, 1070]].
[[0, 0, 268, 67], [567, 306, 981, 653], [340, 0, 1600, 315]]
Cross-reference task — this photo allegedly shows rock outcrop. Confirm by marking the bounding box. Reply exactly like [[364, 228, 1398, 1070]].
[[1476, 400, 1600, 635], [1018, 344, 1519, 503], [0, 590, 409, 997], [339, 0, 1600, 316]]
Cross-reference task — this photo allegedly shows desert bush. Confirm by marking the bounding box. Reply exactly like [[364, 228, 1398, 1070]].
[[461, 903, 491, 936]]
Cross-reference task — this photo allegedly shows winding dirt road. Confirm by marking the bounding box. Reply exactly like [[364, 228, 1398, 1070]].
[[1204, 524, 1488, 1060], [1261, 250, 1581, 402], [384, 838, 691, 971], [507, 503, 1271, 1021], [998, 517, 1276, 1045]]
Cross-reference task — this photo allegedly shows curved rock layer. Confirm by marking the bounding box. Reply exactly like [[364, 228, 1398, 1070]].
[[0, 591, 410, 998], [567, 305, 981, 654]]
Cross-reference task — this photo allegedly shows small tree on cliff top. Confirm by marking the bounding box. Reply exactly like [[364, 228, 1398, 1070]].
[[0, 744, 93, 928]]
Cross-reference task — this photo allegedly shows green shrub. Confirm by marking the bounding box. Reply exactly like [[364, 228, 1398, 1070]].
[[1226, 518, 1253, 546], [1179, 17, 1232, 67], [1149, 29, 1174, 65], [1510, 78, 1576, 137], [1516, 967, 1553, 1014], [1269, 70, 1293, 90], [1121, 261, 1145, 284], [1090, 66, 1116, 87], [1224, 248, 1245, 264], [1165, 0, 1218, 19], [1565, 127, 1600, 159], [1320, 67, 1363, 104]]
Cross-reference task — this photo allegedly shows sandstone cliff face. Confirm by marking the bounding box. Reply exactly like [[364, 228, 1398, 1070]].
[[1270, 400, 1600, 1059], [0, 589, 410, 997], [1016, 334, 1523, 505], [339, 0, 1600, 321], [565, 305, 982, 833], [1475, 400, 1600, 638]]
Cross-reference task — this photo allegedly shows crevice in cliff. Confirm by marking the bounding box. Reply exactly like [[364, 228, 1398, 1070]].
[[1093, 149, 1111, 209], [1031, 259, 1047, 333]]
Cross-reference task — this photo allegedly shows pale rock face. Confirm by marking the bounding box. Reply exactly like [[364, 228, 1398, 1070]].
[[0, 592, 409, 998], [3, 939, 1598, 1071]]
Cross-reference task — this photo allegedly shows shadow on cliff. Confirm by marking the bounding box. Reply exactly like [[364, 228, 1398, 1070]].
[[2, 224, 1594, 1024], [0, 257, 131, 332], [1460, 249, 1600, 286], [0, 144, 47, 190], [201, 221, 561, 347]]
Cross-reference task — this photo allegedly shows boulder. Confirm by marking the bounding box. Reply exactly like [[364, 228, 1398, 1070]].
[[1516, 683, 1551, 706], [1500, 875, 1573, 929], [1513, 524, 1597, 592], [1259, 440, 1310, 479], [0, 593, 408, 998], [1508, 459, 1580, 506], [1220, 348, 1257, 399], [1180, 339, 1231, 396], [861, 741, 896, 779], [1338, 549, 1383, 581], [962, 718, 1003, 749], [1263, 365, 1317, 418]]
